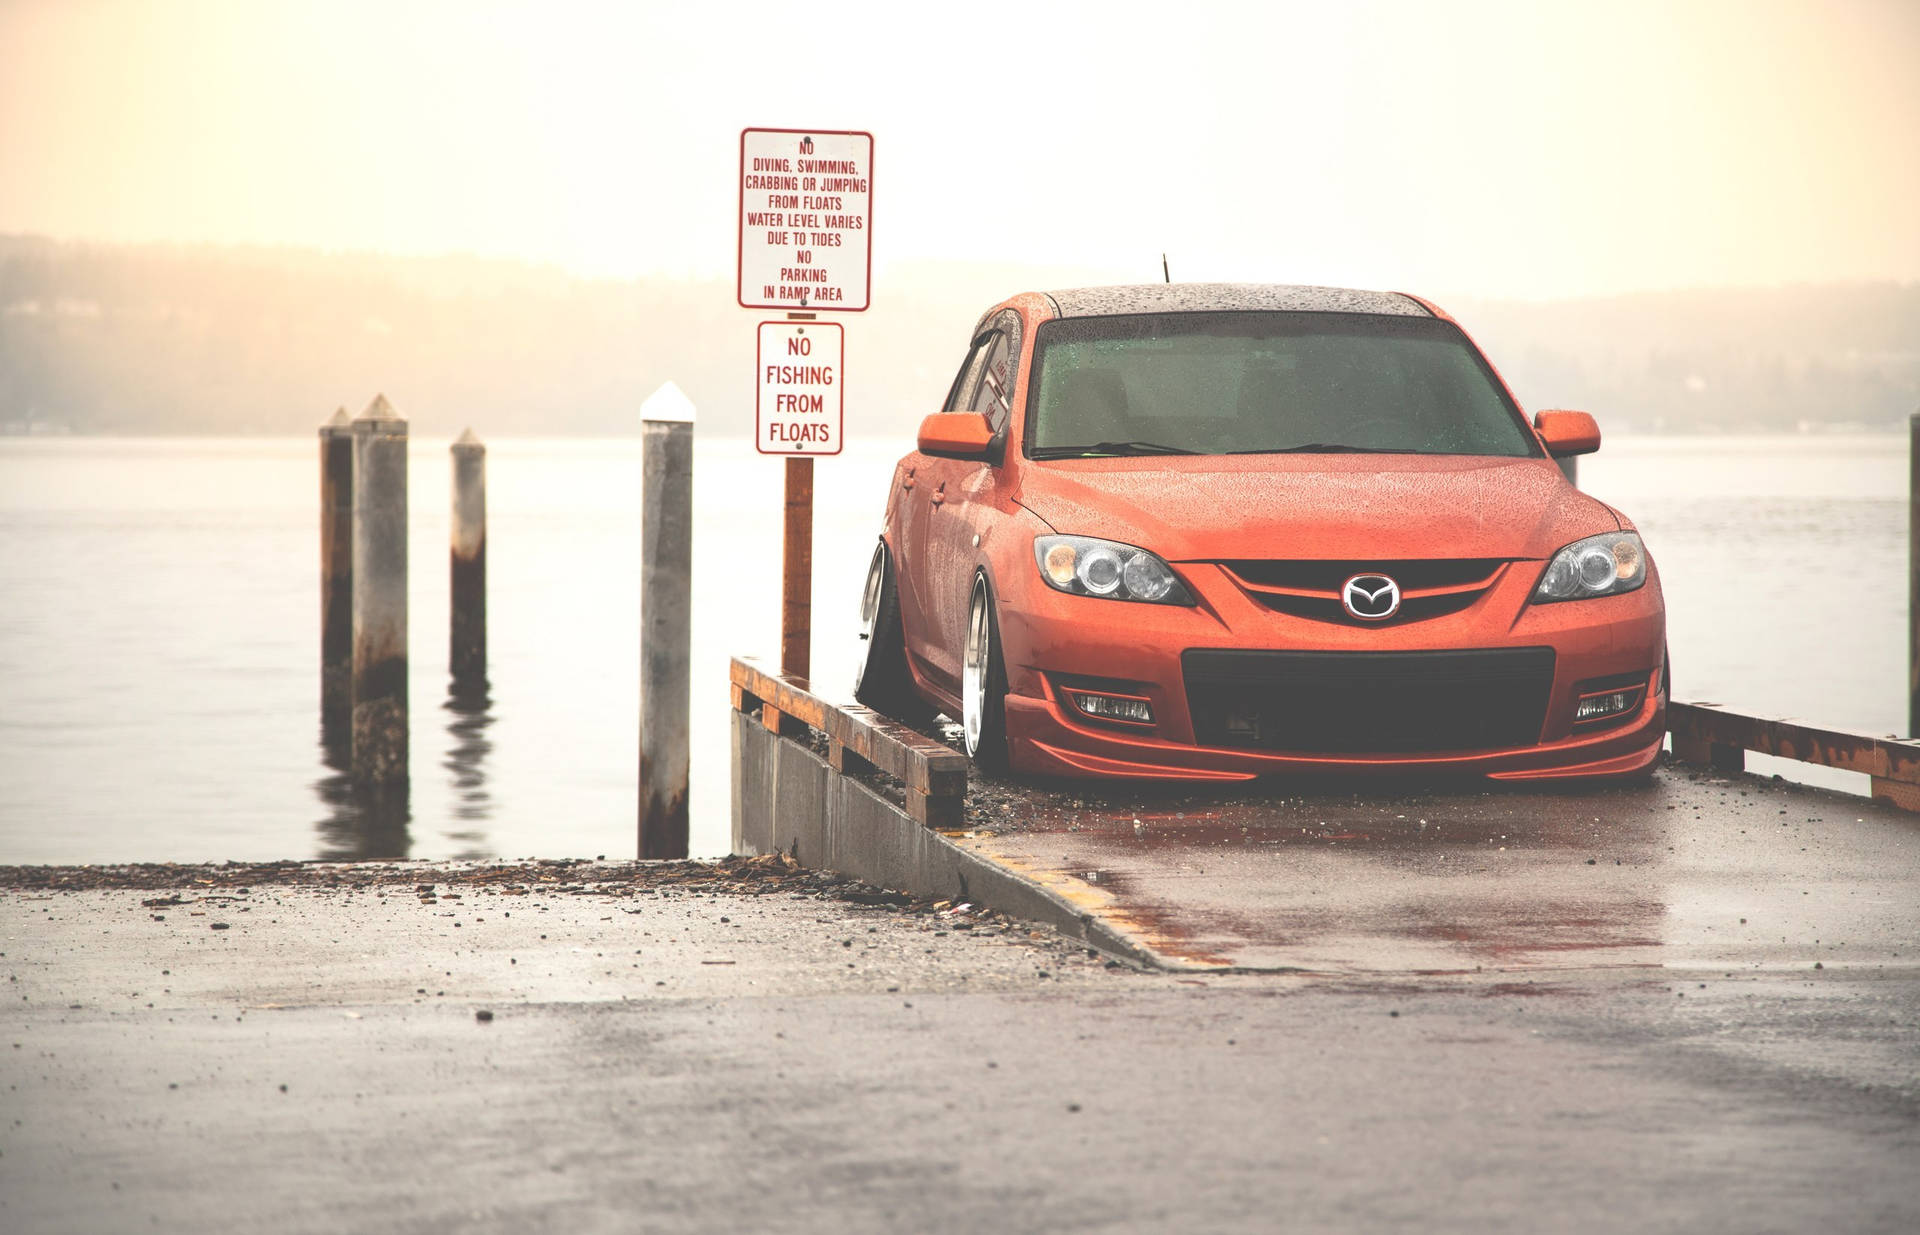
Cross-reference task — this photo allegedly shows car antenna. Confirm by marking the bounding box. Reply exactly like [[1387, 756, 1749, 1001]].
[[1161, 253, 1171, 283]]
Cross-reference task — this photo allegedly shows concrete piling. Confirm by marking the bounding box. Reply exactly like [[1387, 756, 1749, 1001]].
[[638, 384, 694, 859], [450, 428, 487, 683], [350, 394, 409, 790], [319, 408, 354, 737]]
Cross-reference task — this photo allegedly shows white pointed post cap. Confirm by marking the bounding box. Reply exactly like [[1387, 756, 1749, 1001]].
[[352, 393, 407, 436], [641, 380, 696, 424], [356, 393, 405, 424], [452, 426, 485, 452], [321, 406, 352, 436]]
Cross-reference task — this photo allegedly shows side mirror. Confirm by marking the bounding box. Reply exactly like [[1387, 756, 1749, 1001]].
[[917, 411, 995, 459], [1533, 410, 1600, 457]]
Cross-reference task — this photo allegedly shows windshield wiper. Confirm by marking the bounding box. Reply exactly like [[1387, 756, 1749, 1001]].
[[1227, 443, 1414, 454], [1031, 440, 1198, 459]]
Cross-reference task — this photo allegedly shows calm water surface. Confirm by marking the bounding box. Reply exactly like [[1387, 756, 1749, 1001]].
[[0, 434, 1904, 864]]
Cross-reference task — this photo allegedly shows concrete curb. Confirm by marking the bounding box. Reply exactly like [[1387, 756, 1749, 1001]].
[[731, 712, 1157, 967]]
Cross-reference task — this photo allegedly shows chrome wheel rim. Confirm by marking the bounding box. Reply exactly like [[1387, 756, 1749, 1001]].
[[853, 544, 885, 692], [962, 586, 988, 755]]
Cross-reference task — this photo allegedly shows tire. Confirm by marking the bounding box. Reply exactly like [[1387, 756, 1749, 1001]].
[[853, 541, 934, 725], [962, 574, 1010, 773]]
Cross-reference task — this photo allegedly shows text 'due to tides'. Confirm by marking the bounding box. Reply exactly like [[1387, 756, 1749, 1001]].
[[738, 129, 872, 312]]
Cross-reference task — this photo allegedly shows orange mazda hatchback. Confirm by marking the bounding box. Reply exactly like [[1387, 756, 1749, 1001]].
[[853, 284, 1667, 783]]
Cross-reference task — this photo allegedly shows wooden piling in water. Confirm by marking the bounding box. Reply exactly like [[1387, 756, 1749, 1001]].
[[638, 385, 693, 859], [450, 428, 486, 683], [1911, 408, 1918, 738], [319, 407, 354, 737], [351, 394, 409, 790]]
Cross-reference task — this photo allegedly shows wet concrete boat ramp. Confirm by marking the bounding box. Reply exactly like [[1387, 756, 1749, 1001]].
[[950, 765, 1918, 977], [732, 659, 1920, 980], [0, 667, 1911, 1233]]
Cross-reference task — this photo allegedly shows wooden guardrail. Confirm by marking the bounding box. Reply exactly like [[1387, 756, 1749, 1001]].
[[729, 656, 968, 828], [1668, 702, 1920, 812]]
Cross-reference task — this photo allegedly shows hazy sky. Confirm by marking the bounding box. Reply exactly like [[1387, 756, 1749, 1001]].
[[2, 0, 1916, 299]]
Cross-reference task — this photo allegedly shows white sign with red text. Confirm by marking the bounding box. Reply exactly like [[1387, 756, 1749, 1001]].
[[738, 128, 872, 312], [756, 321, 843, 455]]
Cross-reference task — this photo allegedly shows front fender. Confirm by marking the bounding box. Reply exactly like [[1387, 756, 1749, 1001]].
[[974, 504, 1053, 699]]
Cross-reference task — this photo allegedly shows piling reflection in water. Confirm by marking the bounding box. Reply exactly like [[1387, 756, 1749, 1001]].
[[312, 725, 412, 860], [441, 677, 495, 860], [311, 681, 492, 861]]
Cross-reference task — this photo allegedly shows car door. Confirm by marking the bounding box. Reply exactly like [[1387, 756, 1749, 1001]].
[[897, 330, 993, 693], [924, 312, 1023, 687]]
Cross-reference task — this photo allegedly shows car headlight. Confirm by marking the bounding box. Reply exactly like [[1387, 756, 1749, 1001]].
[[1033, 535, 1195, 605], [1533, 531, 1647, 602]]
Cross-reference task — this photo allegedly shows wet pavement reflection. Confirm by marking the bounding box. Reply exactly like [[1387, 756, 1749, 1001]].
[[953, 763, 1920, 974]]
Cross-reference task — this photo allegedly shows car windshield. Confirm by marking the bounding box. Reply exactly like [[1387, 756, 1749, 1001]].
[[1024, 311, 1540, 459]]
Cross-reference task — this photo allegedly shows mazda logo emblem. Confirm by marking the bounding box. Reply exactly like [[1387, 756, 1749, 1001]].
[[1341, 573, 1401, 620]]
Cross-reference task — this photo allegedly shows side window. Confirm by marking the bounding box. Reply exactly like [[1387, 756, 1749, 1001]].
[[942, 337, 991, 413], [943, 310, 1025, 425], [971, 309, 1023, 433], [968, 331, 1014, 430]]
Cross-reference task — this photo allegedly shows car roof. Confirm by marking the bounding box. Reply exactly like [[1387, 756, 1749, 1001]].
[[1040, 282, 1431, 319]]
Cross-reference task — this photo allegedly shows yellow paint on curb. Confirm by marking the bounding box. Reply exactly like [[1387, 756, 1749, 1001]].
[[948, 834, 1234, 969]]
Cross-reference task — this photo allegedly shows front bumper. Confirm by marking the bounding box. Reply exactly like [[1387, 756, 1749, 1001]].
[[993, 559, 1667, 783]]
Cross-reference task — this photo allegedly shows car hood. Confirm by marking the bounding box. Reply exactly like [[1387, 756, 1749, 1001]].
[[1013, 454, 1617, 562]]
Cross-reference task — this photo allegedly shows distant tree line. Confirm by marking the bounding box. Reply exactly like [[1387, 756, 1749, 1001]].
[[1, 234, 1913, 436], [1455, 285, 1920, 433]]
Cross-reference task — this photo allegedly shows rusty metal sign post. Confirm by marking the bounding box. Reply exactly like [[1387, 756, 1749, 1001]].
[[781, 455, 814, 681], [740, 127, 871, 683]]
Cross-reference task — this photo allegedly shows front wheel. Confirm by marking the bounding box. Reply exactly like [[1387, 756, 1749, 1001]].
[[853, 541, 934, 725], [962, 576, 1010, 773]]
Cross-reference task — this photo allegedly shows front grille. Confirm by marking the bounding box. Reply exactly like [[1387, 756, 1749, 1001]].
[[1183, 647, 1555, 754], [1247, 590, 1483, 624], [1220, 559, 1505, 592], [1217, 559, 1509, 626]]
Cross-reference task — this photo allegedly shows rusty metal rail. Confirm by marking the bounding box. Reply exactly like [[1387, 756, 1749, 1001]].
[[1668, 702, 1920, 812], [731, 657, 1918, 821], [729, 656, 968, 828]]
